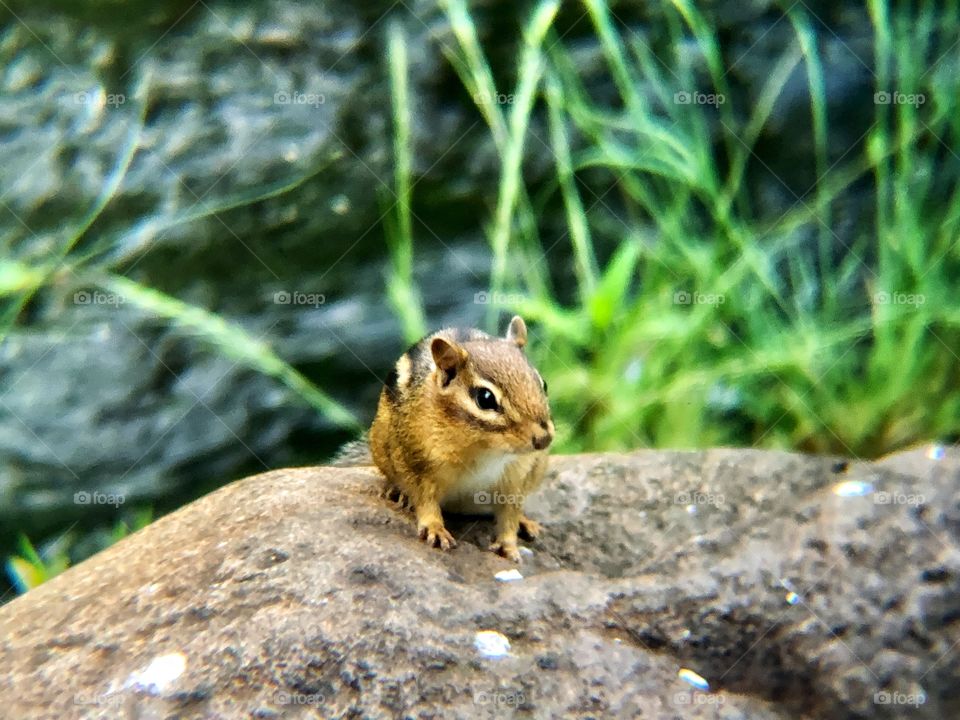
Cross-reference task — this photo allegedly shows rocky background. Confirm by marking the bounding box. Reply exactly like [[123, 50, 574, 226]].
[[0, 0, 887, 595], [1, 449, 956, 719]]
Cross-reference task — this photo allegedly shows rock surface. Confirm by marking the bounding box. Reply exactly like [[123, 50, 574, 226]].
[[1, 448, 958, 719]]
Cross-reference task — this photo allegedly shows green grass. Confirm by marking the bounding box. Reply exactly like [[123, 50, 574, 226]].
[[411, 0, 960, 456], [5, 509, 153, 593], [4, 0, 949, 459]]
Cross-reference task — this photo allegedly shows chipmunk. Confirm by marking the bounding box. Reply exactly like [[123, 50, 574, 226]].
[[342, 315, 553, 562]]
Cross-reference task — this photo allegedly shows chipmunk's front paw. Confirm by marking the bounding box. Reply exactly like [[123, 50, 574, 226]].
[[489, 539, 521, 563], [418, 521, 456, 550], [518, 515, 542, 540]]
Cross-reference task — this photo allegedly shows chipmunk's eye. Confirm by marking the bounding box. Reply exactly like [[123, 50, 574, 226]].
[[473, 387, 500, 412]]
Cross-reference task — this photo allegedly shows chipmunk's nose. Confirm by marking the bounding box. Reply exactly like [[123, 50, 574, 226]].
[[532, 432, 552, 451], [532, 417, 553, 450]]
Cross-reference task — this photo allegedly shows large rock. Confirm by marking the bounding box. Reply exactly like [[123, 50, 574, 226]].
[[1, 448, 957, 719]]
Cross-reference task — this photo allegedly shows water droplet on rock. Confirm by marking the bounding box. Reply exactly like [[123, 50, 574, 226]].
[[124, 652, 187, 694], [474, 631, 510, 659], [779, 578, 802, 604], [832, 480, 874, 497], [678, 668, 709, 691]]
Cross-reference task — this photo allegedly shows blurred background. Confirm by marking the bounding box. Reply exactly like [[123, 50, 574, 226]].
[[1, 0, 957, 601]]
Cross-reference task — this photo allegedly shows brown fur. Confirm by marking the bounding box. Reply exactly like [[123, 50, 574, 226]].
[[369, 316, 553, 561]]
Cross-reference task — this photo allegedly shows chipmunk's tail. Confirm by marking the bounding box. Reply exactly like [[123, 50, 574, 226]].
[[331, 436, 374, 467]]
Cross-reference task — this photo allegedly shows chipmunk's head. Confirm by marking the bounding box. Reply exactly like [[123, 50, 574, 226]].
[[428, 316, 554, 455]]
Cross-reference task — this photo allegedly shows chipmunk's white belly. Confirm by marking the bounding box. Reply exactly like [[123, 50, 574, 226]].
[[441, 451, 518, 514]]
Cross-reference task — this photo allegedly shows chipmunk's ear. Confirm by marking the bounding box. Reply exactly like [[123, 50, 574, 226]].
[[431, 337, 468, 386], [506, 315, 527, 349]]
